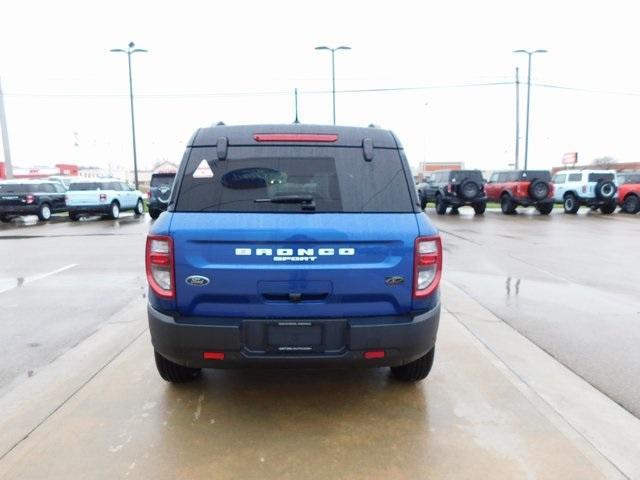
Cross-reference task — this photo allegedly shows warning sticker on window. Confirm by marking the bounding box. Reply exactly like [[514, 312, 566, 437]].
[[192, 159, 214, 178]]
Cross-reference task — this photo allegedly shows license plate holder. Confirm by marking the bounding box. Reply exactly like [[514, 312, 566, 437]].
[[267, 322, 323, 353]]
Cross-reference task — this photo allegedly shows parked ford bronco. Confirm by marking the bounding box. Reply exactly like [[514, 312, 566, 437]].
[[617, 172, 640, 214], [66, 179, 145, 220], [0, 180, 67, 222], [552, 169, 618, 214], [148, 172, 175, 220], [485, 170, 554, 215], [417, 169, 487, 215], [147, 124, 442, 383]]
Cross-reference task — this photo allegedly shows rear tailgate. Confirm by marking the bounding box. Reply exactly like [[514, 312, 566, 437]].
[[65, 190, 101, 206], [171, 213, 419, 318]]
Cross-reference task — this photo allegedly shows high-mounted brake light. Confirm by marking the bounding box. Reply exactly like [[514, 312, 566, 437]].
[[146, 235, 175, 299], [253, 133, 338, 143], [413, 236, 442, 298]]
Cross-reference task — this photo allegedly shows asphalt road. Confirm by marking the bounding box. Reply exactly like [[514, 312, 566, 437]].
[[0, 213, 148, 397], [429, 206, 640, 417]]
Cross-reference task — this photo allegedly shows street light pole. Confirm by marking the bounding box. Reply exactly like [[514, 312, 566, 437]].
[[513, 49, 547, 170], [111, 42, 147, 188], [315, 45, 351, 125]]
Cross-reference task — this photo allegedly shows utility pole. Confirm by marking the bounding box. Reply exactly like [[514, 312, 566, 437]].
[[0, 77, 14, 178], [515, 67, 520, 170], [513, 49, 547, 170], [110, 42, 147, 189], [294, 88, 300, 123], [314, 46, 351, 125]]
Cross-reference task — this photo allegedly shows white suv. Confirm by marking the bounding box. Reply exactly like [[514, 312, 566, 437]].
[[66, 179, 145, 220], [552, 169, 618, 214]]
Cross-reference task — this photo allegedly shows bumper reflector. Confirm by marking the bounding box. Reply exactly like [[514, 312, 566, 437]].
[[364, 350, 385, 360], [203, 351, 225, 360]]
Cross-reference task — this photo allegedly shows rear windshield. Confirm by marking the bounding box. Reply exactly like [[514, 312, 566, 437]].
[[151, 174, 175, 187], [588, 173, 614, 182], [619, 173, 640, 184], [0, 184, 32, 193], [68, 182, 117, 191], [175, 146, 414, 213], [450, 170, 483, 183]]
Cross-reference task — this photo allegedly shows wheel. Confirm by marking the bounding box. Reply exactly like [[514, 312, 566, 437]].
[[595, 180, 617, 201], [458, 180, 480, 201], [154, 350, 201, 383], [391, 348, 435, 382], [500, 195, 516, 215], [68, 212, 80, 222], [563, 194, 580, 214], [108, 201, 120, 220], [536, 203, 553, 215], [599, 200, 617, 215], [529, 179, 550, 201], [149, 208, 161, 220], [37, 203, 52, 221], [420, 196, 427, 210], [435, 195, 447, 215], [0, 215, 11, 223], [622, 194, 640, 214], [473, 202, 486, 215], [134, 198, 144, 216]]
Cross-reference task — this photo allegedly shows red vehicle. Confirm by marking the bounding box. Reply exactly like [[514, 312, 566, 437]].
[[485, 170, 554, 215], [618, 172, 640, 214]]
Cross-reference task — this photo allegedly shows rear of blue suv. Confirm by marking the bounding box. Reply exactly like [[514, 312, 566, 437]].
[[146, 125, 442, 383]]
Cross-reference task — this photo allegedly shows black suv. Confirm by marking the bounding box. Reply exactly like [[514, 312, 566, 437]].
[[0, 180, 66, 222], [417, 169, 487, 215], [148, 173, 175, 220]]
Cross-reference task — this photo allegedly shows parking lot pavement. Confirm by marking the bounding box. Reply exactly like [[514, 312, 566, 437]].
[[428, 207, 640, 417], [0, 300, 629, 480], [0, 213, 149, 397]]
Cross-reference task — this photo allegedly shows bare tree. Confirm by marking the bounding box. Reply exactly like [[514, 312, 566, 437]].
[[592, 156, 617, 168]]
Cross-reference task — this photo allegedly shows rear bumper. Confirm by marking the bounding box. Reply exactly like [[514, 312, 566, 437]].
[[513, 197, 553, 207], [148, 303, 440, 369], [67, 204, 111, 215], [0, 205, 39, 215], [443, 194, 487, 207]]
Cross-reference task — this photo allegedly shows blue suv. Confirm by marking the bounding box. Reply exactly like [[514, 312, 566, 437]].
[[146, 125, 442, 383]]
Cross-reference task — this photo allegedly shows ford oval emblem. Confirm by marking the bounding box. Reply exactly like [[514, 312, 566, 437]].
[[185, 275, 210, 286]]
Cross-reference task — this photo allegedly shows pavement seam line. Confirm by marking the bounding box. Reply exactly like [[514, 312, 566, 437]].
[[443, 282, 631, 480], [0, 327, 148, 462]]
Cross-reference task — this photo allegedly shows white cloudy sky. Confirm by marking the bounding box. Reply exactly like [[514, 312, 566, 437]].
[[1, 0, 639, 173]]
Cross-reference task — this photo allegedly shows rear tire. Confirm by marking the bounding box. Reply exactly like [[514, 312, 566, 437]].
[[154, 350, 201, 383], [536, 203, 553, 215], [420, 196, 427, 210], [500, 195, 516, 215], [435, 195, 447, 215], [391, 348, 435, 382], [37, 203, 52, 221], [108, 201, 120, 220], [149, 208, 161, 220], [622, 194, 640, 214], [68, 212, 80, 222], [0, 215, 11, 223], [473, 202, 486, 215], [134, 198, 144, 216], [599, 200, 617, 215], [563, 194, 580, 214]]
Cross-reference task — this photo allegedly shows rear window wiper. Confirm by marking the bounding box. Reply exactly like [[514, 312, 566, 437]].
[[254, 194, 316, 211]]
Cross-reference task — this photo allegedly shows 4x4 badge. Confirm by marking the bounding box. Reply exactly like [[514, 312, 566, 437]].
[[185, 275, 210, 286], [385, 276, 405, 286]]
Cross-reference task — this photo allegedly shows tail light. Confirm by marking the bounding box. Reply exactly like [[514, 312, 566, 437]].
[[99, 193, 107, 202], [64, 195, 69, 203], [518, 183, 528, 196], [146, 236, 175, 299], [448, 183, 455, 193], [414, 236, 442, 298], [25, 194, 35, 204], [147, 191, 151, 199]]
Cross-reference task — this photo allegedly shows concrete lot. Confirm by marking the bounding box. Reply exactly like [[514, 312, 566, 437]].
[[0, 211, 639, 479], [429, 207, 640, 417]]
